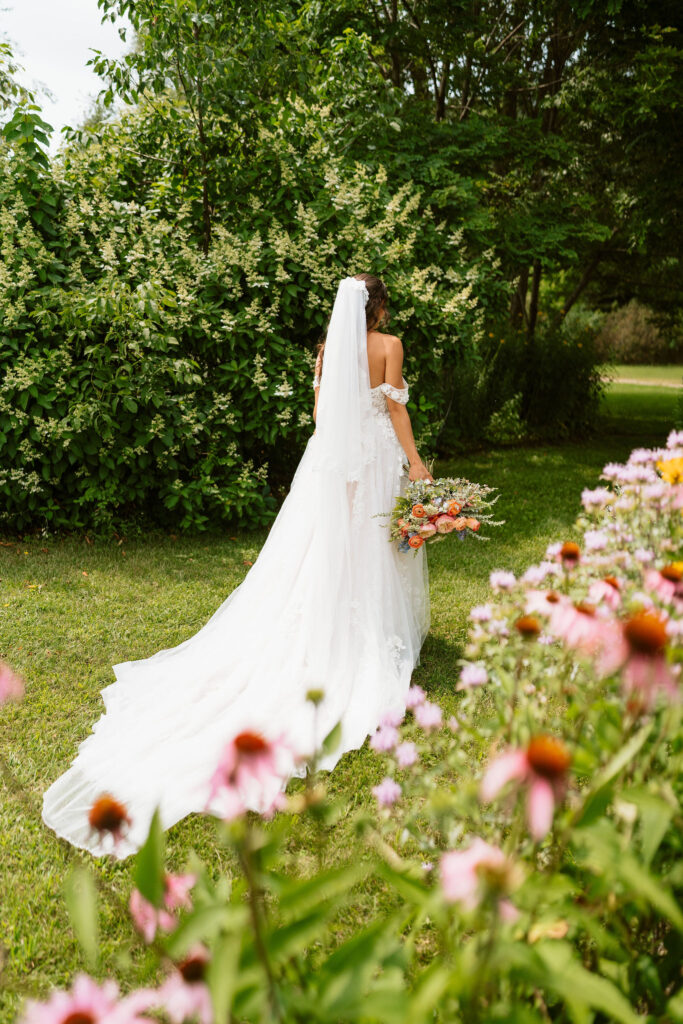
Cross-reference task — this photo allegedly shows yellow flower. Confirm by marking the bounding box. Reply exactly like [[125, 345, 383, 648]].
[[657, 457, 683, 484]]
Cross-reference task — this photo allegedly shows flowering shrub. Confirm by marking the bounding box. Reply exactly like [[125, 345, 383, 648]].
[[0, 99, 508, 534]]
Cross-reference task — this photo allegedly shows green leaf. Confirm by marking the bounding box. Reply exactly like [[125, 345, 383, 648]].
[[133, 807, 165, 907], [536, 941, 642, 1024], [64, 866, 99, 969], [207, 929, 241, 1022], [321, 721, 341, 757], [576, 722, 653, 827]]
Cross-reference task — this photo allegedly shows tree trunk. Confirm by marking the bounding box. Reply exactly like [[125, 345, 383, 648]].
[[510, 266, 529, 328], [527, 258, 541, 337]]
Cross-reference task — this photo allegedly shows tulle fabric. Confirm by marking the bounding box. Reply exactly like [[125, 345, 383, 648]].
[[42, 293, 430, 858]]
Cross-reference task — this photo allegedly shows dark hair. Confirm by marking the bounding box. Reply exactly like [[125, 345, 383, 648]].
[[315, 273, 390, 374]]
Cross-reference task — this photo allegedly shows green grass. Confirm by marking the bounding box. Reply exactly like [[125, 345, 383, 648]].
[[0, 381, 676, 1019], [607, 364, 683, 385]]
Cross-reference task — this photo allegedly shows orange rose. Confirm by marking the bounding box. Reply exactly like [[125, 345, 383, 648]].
[[411, 504, 426, 519], [408, 534, 424, 549], [453, 517, 468, 531], [465, 518, 480, 531], [447, 500, 462, 516]]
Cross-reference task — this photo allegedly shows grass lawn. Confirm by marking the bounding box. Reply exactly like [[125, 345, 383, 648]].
[[606, 363, 683, 386], [0, 380, 676, 1019]]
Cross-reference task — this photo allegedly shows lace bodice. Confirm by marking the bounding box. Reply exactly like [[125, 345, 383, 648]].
[[312, 374, 409, 408]]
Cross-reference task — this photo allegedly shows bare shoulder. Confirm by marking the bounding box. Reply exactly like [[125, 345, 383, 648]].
[[382, 333, 403, 355]]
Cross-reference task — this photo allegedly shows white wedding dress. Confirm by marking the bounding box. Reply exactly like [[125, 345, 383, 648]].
[[42, 278, 430, 857]]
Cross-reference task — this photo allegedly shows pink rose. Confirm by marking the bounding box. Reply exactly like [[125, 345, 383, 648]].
[[418, 522, 437, 538], [435, 514, 456, 534]]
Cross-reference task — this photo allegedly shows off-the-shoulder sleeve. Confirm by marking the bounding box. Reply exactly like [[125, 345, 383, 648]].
[[313, 374, 321, 389], [379, 378, 409, 404]]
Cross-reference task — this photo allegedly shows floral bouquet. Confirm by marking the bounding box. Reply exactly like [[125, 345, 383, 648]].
[[388, 477, 503, 552]]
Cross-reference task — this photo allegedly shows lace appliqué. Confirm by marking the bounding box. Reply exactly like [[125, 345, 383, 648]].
[[387, 633, 406, 670], [379, 379, 409, 405]]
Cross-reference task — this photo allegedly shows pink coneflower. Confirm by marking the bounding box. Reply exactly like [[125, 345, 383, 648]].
[[372, 777, 401, 807], [207, 729, 291, 821], [559, 541, 580, 567], [152, 946, 212, 1024], [587, 576, 622, 611], [440, 838, 519, 921], [404, 684, 426, 708], [616, 610, 680, 711], [129, 873, 196, 944], [457, 663, 488, 691], [414, 700, 443, 731], [515, 615, 541, 639], [549, 600, 619, 658], [394, 741, 418, 768], [489, 570, 516, 591], [0, 660, 24, 704], [644, 565, 683, 606], [480, 735, 571, 841], [18, 974, 154, 1024], [88, 795, 131, 847], [525, 589, 564, 617], [370, 724, 399, 752]]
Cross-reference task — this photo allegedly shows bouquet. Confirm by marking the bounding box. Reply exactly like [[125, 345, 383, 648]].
[[388, 477, 503, 552]]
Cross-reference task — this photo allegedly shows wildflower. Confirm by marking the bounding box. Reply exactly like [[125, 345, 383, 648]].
[[489, 570, 516, 591], [370, 724, 399, 752], [583, 529, 609, 552], [480, 735, 571, 841], [440, 838, 519, 920], [587, 576, 622, 611], [457, 663, 488, 690], [18, 974, 154, 1024], [469, 603, 493, 623], [580, 487, 613, 510], [559, 541, 580, 566], [404, 684, 426, 708], [372, 776, 401, 807], [380, 708, 405, 728], [414, 700, 443, 731], [88, 795, 131, 845], [152, 946, 213, 1024], [129, 873, 196, 944], [666, 429, 683, 450], [644, 565, 683, 605], [0, 660, 24, 704], [611, 610, 680, 710], [207, 729, 292, 821], [515, 615, 541, 639], [657, 456, 683, 484], [395, 741, 418, 767]]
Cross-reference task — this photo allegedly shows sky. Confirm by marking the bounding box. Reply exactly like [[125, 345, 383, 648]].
[[1, 0, 130, 151]]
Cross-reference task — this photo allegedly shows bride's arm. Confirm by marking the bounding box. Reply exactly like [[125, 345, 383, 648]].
[[312, 351, 322, 424], [383, 337, 433, 482]]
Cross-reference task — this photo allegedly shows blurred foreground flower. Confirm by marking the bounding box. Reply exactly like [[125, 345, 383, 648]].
[[129, 872, 196, 944], [207, 729, 291, 821], [0, 660, 24, 704], [19, 973, 155, 1024], [372, 776, 401, 807], [151, 946, 212, 1024], [88, 795, 131, 846], [440, 838, 519, 921], [481, 736, 571, 841]]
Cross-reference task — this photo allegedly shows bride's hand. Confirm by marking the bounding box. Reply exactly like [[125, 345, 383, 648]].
[[409, 460, 434, 483]]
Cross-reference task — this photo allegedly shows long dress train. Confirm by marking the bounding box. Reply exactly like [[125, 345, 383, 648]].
[[42, 372, 430, 858]]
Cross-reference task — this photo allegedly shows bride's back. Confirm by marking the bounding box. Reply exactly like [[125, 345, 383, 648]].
[[367, 329, 396, 389]]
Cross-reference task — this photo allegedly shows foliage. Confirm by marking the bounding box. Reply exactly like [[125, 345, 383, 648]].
[[5, 429, 682, 1022], [0, 95, 507, 534], [595, 300, 683, 365]]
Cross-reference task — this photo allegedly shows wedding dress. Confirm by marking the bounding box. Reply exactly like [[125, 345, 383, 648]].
[[42, 277, 430, 857]]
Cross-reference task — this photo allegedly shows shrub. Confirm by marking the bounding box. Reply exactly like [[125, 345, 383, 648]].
[[595, 298, 683, 365], [0, 102, 509, 534]]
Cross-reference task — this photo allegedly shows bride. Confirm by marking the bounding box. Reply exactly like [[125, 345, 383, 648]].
[[42, 273, 432, 857]]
